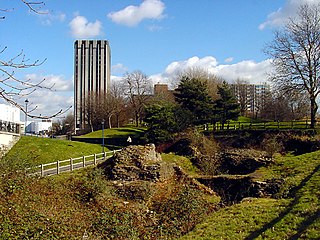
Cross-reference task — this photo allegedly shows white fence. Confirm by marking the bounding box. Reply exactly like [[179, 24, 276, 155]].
[[28, 150, 121, 177]]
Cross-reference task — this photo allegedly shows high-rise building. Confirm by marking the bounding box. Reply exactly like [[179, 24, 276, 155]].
[[230, 83, 270, 117], [74, 40, 111, 133]]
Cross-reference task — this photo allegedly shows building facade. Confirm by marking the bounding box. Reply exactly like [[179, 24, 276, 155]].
[[0, 104, 20, 123], [0, 104, 22, 153], [230, 83, 270, 117], [26, 120, 52, 135], [74, 40, 111, 133]]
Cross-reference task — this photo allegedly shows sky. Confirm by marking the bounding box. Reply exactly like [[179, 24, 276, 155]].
[[1, 0, 318, 118]]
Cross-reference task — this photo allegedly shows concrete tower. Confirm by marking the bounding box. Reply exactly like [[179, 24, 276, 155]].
[[74, 40, 111, 133]]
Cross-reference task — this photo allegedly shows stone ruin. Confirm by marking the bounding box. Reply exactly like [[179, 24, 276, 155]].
[[99, 144, 174, 182]]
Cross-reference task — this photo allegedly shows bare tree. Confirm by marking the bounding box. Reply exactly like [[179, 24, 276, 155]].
[[173, 67, 222, 101], [84, 93, 104, 132], [286, 90, 309, 120], [84, 86, 128, 131], [265, 3, 320, 128], [232, 79, 251, 116], [0, 1, 68, 118], [60, 113, 74, 137], [122, 71, 152, 127], [1, 1, 46, 19], [110, 81, 127, 128], [260, 89, 309, 121], [260, 92, 289, 121]]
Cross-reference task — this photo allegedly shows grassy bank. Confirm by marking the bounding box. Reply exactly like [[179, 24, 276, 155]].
[[77, 127, 146, 138], [0, 161, 219, 239], [1, 132, 319, 239], [180, 151, 320, 239], [3, 136, 104, 166]]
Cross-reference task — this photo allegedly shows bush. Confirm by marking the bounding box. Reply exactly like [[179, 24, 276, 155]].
[[261, 134, 284, 159], [115, 181, 155, 202], [182, 129, 221, 175], [72, 168, 107, 203], [152, 184, 211, 237]]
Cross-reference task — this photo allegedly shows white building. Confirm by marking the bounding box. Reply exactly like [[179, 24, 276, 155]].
[[0, 104, 22, 155], [26, 120, 52, 134], [0, 104, 21, 123]]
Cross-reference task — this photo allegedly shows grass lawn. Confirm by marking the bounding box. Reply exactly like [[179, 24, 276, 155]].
[[206, 116, 312, 131], [77, 127, 146, 139], [180, 150, 320, 239], [3, 136, 105, 166]]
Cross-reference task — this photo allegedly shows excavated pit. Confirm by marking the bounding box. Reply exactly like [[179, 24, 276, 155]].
[[197, 175, 283, 204]]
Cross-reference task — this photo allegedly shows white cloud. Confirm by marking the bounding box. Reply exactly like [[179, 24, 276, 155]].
[[110, 75, 123, 84], [165, 56, 218, 75], [111, 63, 128, 75], [259, 0, 318, 30], [224, 57, 234, 63], [25, 90, 73, 118], [147, 24, 163, 32], [26, 74, 73, 92], [150, 56, 272, 86], [21, 56, 273, 117], [107, 0, 165, 27], [40, 11, 66, 25], [69, 15, 103, 38], [215, 60, 272, 84], [17, 75, 73, 118]]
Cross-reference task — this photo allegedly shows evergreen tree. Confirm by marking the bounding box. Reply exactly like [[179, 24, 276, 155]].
[[144, 102, 193, 144], [174, 76, 214, 125], [214, 82, 240, 128]]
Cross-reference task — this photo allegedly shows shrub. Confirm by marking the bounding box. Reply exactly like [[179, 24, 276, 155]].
[[151, 184, 211, 237], [115, 181, 155, 202], [72, 168, 107, 203], [181, 129, 221, 175], [261, 134, 284, 159]]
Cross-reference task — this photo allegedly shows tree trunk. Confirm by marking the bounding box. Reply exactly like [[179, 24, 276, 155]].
[[89, 118, 94, 132], [310, 96, 318, 129], [108, 115, 112, 129], [135, 112, 139, 127], [116, 114, 120, 128]]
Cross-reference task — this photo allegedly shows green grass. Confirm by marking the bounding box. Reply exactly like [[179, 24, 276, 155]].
[[2, 130, 319, 239], [3, 136, 105, 166], [212, 119, 312, 131], [233, 116, 260, 123], [77, 127, 146, 139], [161, 153, 201, 177], [179, 150, 320, 239], [0, 152, 218, 239]]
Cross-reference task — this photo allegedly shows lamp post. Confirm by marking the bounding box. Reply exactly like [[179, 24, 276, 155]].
[[25, 99, 29, 135], [101, 119, 105, 156]]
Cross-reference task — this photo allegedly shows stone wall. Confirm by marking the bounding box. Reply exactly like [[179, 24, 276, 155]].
[[99, 144, 174, 182]]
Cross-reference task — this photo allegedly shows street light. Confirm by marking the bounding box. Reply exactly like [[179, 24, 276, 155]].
[[101, 119, 105, 156], [25, 99, 29, 135]]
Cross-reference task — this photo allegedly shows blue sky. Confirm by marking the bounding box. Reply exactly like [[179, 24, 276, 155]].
[[1, 0, 317, 117]]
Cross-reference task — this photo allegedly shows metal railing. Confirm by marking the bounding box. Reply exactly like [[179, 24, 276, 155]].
[[27, 149, 121, 177]]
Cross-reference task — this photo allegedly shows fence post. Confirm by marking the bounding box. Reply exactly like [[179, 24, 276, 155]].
[[83, 156, 85, 167], [70, 158, 73, 171], [94, 154, 97, 165], [57, 161, 60, 174], [41, 164, 44, 177]]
